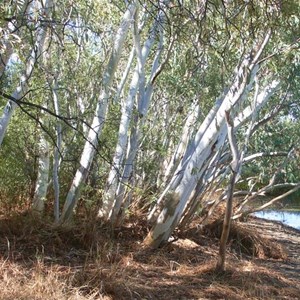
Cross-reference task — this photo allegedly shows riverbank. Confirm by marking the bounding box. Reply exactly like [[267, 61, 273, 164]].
[[247, 216, 300, 283], [254, 210, 300, 230], [0, 214, 299, 299]]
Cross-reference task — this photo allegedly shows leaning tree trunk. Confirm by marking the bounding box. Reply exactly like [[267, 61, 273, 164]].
[[147, 95, 224, 224], [113, 23, 175, 225], [100, 1, 170, 222], [0, 0, 53, 146], [59, 3, 137, 223], [178, 78, 281, 228], [52, 77, 62, 222], [162, 103, 200, 185], [144, 31, 271, 248]]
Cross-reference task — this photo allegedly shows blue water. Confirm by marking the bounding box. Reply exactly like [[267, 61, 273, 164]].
[[254, 210, 300, 230]]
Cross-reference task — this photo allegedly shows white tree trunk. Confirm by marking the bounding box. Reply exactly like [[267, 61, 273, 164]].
[[0, 0, 52, 146], [59, 3, 137, 223], [145, 31, 271, 248], [234, 80, 280, 129], [147, 94, 225, 224], [100, 2, 169, 221], [52, 78, 62, 222], [197, 79, 281, 207], [109, 10, 172, 223], [163, 103, 200, 184], [115, 46, 135, 102], [32, 132, 50, 213]]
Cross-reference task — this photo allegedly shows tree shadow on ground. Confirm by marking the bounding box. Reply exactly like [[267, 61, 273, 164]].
[[0, 213, 299, 299]]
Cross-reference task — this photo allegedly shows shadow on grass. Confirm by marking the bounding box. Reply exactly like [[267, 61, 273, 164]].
[[0, 213, 299, 299]]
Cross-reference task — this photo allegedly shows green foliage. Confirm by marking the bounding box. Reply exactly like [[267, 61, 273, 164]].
[[0, 113, 37, 211], [1, 0, 300, 219]]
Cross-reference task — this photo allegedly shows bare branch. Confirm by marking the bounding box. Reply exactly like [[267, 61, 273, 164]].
[[233, 183, 300, 220]]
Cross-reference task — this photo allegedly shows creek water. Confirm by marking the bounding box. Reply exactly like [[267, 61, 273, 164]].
[[254, 210, 300, 230]]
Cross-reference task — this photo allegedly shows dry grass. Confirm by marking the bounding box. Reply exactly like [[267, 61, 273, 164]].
[[0, 260, 99, 300], [0, 212, 299, 299], [203, 220, 287, 259]]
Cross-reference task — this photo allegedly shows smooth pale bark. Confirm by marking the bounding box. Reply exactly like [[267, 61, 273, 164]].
[[163, 103, 200, 184], [115, 46, 136, 102], [32, 132, 50, 213], [113, 32, 174, 224], [52, 78, 62, 222], [0, 0, 52, 146], [111, 86, 154, 224], [179, 70, 280, 227], [146, 97, 225, 224], [204, 79, 281, 196], [144, 32, 271, 248], [100, 6, 145, 220], [171, 94, 225, 193], [31, 0, 55, 213], [180, 78, 281, 228], [234, 78, 279, 178], [243, 151, 288, 163], [100, 1, 169, 221], [114, 9, 148, 102], [111, 20, 174, 224], [112, 113, 139, 224], [59, 3, 136, 223], [233, 80, 280, 129], [178, 147, 226, 229]]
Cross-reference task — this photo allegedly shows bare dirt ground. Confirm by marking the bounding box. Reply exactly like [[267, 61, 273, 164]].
[[0, 213, 299, 299]]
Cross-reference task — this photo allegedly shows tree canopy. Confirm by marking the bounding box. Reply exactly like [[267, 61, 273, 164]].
[[0, 0, 300, 271]]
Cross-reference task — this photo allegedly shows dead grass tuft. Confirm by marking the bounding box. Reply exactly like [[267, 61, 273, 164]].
[[0, 212, 299, 299], [204, 219, 287, 259]]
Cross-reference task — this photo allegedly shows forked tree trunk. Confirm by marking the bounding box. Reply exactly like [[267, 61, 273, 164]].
[[144, 31, 271, 248], [100, 1, 169, 222], [178, 78, 280, 228], [111, 19, 174, 224]]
